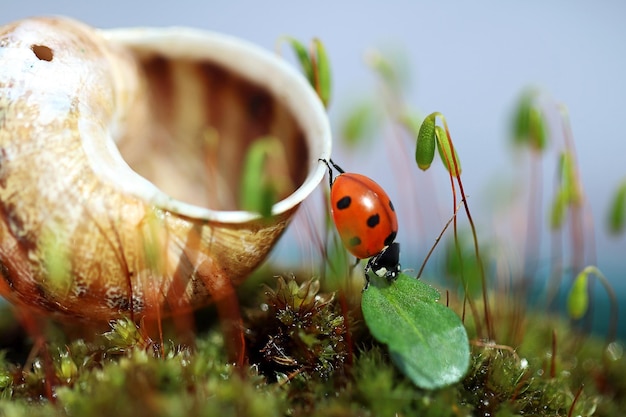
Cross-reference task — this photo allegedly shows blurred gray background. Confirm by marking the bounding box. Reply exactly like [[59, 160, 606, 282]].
[[3, 2, 626, 331]]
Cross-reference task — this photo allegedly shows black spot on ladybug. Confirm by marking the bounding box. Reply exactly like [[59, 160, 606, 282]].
[[349, 236, 361, 247], [367, 214, 380, 228], [389, 200, 395, 212], [384, 231, 397, 246], [336, 196, 351, 210]]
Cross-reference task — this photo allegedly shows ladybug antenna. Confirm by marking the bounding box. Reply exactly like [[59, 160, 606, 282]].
[[319, 158, 345, 188], [328, 158, 345, 174], [319, 158, 333, 187]]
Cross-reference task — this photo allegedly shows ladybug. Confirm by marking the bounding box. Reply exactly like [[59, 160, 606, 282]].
[[321, 159, 400, 288]]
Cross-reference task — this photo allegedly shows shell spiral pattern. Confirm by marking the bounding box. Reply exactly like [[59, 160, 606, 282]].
[[0, 17, 331, 321]]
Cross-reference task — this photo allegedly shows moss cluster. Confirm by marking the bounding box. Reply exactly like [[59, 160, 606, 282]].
[[246, 277, 349, 383], [0, 276, 624, 416]]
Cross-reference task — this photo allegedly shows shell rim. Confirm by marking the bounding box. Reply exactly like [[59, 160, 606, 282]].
[[101, 26, 332, 224]]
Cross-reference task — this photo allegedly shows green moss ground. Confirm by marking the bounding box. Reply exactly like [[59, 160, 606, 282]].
[[0, 276, 624, 417]]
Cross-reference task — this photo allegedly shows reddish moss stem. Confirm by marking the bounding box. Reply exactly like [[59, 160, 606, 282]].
[[441, 117, 494, 341], [568, 385, 585, 417]]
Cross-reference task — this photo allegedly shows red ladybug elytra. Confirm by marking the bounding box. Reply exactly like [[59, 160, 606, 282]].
[[321, 159, 400, 288]]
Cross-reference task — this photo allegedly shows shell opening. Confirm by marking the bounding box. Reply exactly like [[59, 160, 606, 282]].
[[102, 27, 331, 222], [118, 56, 308, 213]]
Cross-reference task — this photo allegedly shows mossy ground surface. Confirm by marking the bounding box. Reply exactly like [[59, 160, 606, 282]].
[[0, 276, 624, 417]]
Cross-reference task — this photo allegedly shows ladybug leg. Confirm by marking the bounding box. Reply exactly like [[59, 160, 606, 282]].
[[362, 257, 374, 292]]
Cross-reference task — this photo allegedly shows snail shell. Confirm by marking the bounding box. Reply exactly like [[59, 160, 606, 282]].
[[0, 17, 331, 320]]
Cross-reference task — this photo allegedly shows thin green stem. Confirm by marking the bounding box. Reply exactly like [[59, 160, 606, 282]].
[[583, 266, 618, 344], [568, 385, 585, 417], [417, 200, 464, 279], [438, 114, 494, 341]]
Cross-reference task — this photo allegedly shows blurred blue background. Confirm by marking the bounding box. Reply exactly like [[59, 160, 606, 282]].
[[3, 1, 626, 337]]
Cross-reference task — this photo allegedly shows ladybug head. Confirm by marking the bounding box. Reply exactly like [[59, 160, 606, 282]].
[[367, 242, 401, 283]]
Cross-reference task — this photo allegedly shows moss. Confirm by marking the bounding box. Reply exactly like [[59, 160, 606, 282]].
[[0, 322, 288, 417], [0, 275, 624, 416], [245, 277, 349, 383]]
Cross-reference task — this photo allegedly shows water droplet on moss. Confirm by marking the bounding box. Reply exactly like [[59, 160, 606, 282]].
[[606, 341, 624, 361]]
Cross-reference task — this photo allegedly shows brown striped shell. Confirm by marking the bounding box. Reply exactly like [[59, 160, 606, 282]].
[[0, 17, 331, 320]]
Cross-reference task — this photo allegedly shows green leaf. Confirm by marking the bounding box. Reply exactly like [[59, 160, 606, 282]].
[[240, 137, 283, 217], [340, 99, 381, 148], [281, 37, 332, 108], [282, 37, 314, 86], [361, 273, 470, 389], [512, 92, 532, 146], [607, 180, 626, 234], [312, 38, 332, 107], [435, 126, 462, 176], [559, 152, 578, 202], [528, 107, 547, 151], [567, 269, 589, 320], [511, 89, 548, 151], [549, 189, 568, 229], [549, 152, 581, 229], [415, 113, 437, 171]]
